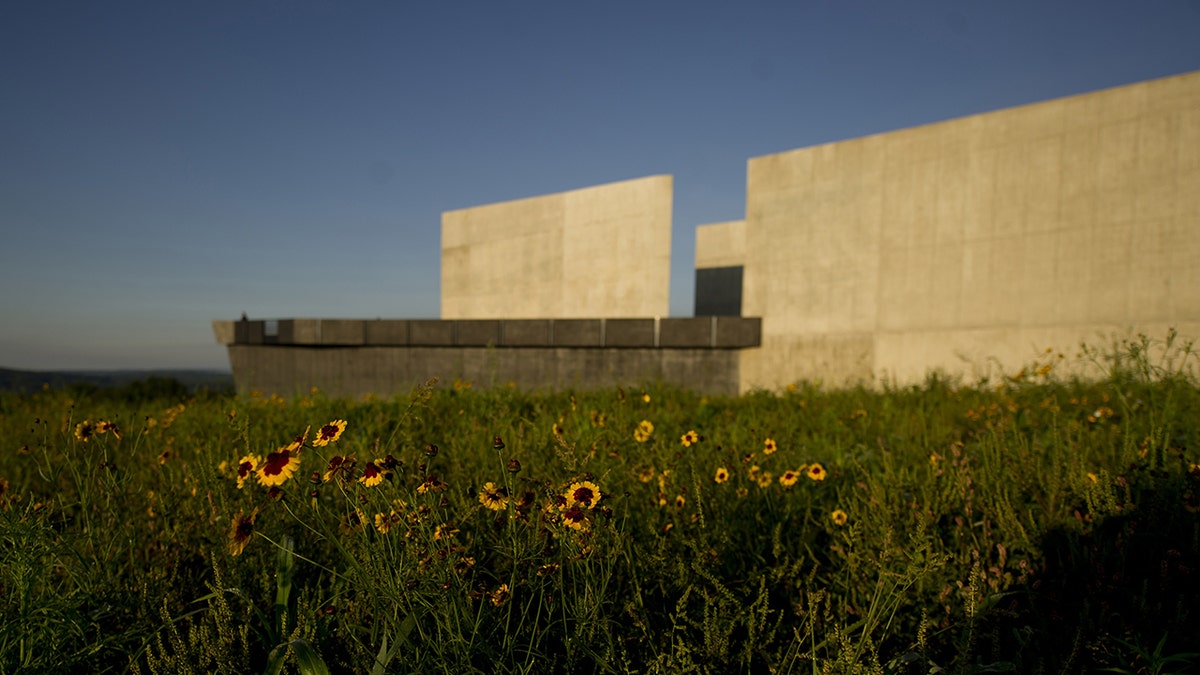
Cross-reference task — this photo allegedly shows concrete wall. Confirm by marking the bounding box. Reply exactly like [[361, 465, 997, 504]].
[[215, 317, 759, 396], [742, 69, 1200, 389], [225, 345, 743, 397], [441, 175, 673, 319], [695, 220, 746, 269]]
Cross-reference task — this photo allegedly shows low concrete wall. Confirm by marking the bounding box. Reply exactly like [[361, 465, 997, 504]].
[[225, 345, 748, 397], [215, 317, 760, 396], [216, 317, 761, 349]]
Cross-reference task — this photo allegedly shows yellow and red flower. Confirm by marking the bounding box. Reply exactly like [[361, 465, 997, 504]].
[[565, 481, 601, 509], [236, 454, 261, 489], [680, 430, 700, 447], [359, 460, 387, 487], [313, 420, 347, 447], [228, 507, 261, 556], [561, 505, 590, 531], [478, 482, 509, 511], [257, 447, 301, 487], [323, 455, 357, 483], [806, 463, 827, 482], [74, 420, 95, 442]]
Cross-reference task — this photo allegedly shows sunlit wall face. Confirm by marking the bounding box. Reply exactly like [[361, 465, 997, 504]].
[[440, 175, 673, 320], [740, 70, 1200, 391]]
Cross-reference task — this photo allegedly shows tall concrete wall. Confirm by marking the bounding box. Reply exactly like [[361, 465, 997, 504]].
[[441, 175, 673, 319], [742, 69, 1200, 389]]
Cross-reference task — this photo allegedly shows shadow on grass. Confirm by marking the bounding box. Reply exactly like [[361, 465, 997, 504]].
[[980, 466, 1200, 673]]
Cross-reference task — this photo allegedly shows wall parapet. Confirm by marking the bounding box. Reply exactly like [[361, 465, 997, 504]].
[[214, 317, 761, 350]]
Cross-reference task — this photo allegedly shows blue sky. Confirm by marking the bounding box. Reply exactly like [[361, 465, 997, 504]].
[[2, 1, 1199, 371]]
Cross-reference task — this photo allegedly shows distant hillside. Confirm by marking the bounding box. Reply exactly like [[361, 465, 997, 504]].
[[0, 367, 234, 395]]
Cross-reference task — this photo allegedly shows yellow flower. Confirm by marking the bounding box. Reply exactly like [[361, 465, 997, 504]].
[[489, 583, 511, 607], [359, 460, 386, 487], [565, 481, 602, 509], [323, 455, 357, 483], [642, 393, 651, 403], [674, 494, 686, 509], [756, 472, 773, 488], [74, 420, 95, 442], [1087, 472, 1098, 484], [236, 454, 261, 489], [763, 438, 777, 455], [714, 467, 730, 484], [478, 482, 509, 511], [562, 505, 590, 531], [285, 426, 309, 452], [96, 420, 122, 439], [831, 509, 848, 526], [374, 511, 399, 533], [779, 470, 800, 487], [313, 420, 347, 447], [417, 475, 447, 494], [806, 463, 827, 482], [257, 447, 301, 487], [228, 508, 260, 556], [681, 430, 700, 447], [634, 420, 654, 443]]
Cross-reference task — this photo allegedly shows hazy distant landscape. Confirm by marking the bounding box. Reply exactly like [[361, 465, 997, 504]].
[[0, 367, 234, 394]]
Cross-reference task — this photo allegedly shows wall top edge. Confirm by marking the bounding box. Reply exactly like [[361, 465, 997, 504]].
[[746, 67, 1200, 165], [441, 174, 673, 216], [220, 316, 761, 349]]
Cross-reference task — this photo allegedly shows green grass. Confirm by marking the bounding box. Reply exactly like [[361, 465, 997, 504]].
[[2, 333, 1199, 674]]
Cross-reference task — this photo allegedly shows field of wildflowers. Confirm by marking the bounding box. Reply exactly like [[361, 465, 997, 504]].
[[2, 333, 1199, 674]]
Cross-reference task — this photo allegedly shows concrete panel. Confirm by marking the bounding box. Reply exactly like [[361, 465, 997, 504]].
[[235, 320, 265, 345], [552, 319, 603, 347], [501, 320, 552, 346], [288, 319, 323, 345], [410, 320, 455, 346], [660, 318, 712, 348], [695, 220, 746, 269], [605, 319, 655, 347], [320, 320, 365, 345], [365, 320, 409, 345], [714, 317, 761, 348], [741, 68, 1200, 390], [456, 320, 500, 346], [212, 321, 234, 345], [442, 175, 672, 320]]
